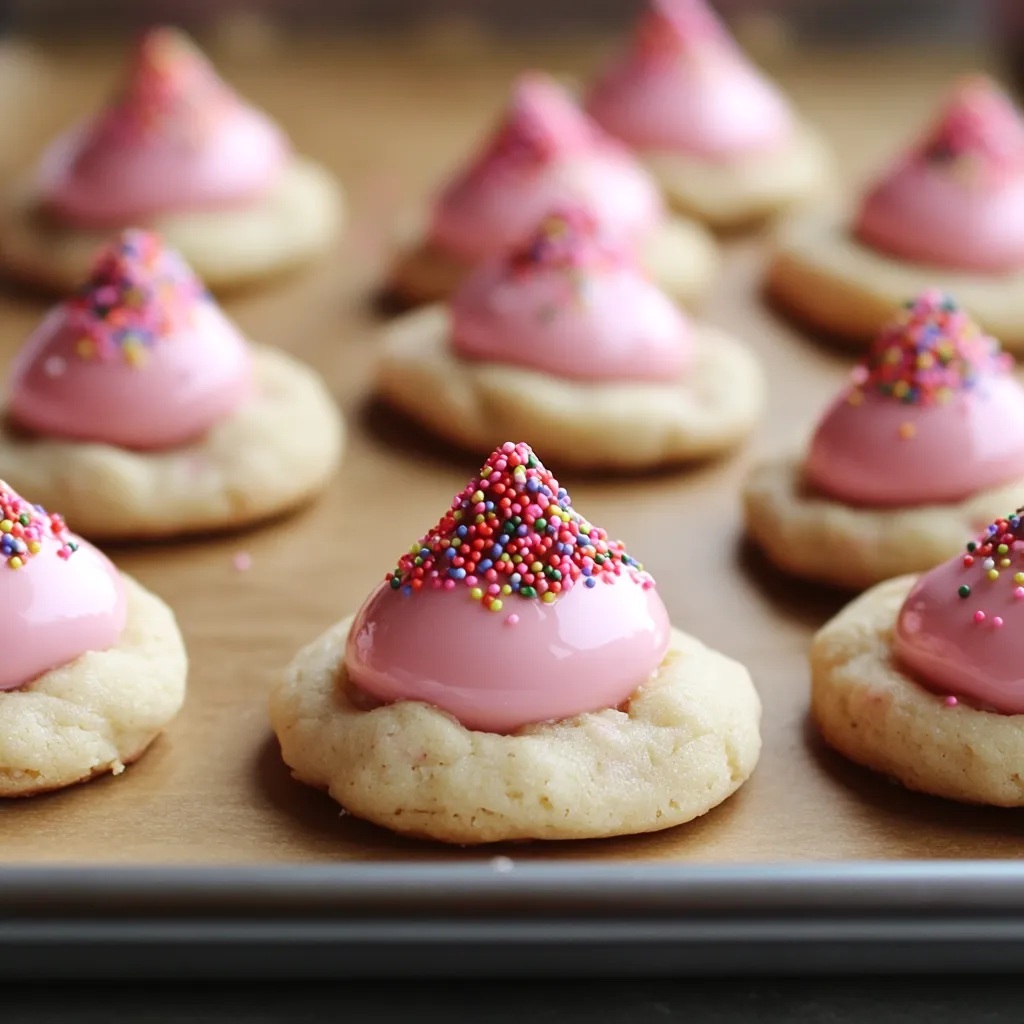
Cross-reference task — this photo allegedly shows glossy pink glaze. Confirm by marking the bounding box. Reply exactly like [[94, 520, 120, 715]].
[[8, 302, 253, 450], [805, 380, 1024, 507], [895, 537, 1024, 714], [428, 72, 663, 265], [854, 78, 1024, 273], [585, 0, 793, 158], [38, 28, 290, 228], [344, 578, 671, 734], [0, 497, 126, 693], [450, 210, 692, 382]]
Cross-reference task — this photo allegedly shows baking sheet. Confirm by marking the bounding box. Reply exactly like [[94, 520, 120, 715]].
[[1, 37, 1023, 869]]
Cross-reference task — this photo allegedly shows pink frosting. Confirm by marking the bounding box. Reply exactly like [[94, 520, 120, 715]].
[[37, 27, 290, 228], [428, 72, 663, 265], [854, 77, 1024, 273], [342, 441, 671, 734], [7, 230, 252, 451], [805, 290, 1024, 507], [585, 0, 793, 158], [0, 483, 126, 693], [895, 510, 1024, 714], [450, 208, 692, 382]]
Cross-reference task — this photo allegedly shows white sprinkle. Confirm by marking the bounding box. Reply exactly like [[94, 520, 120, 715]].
[[983, 558, 996, 571], [43, 356, 66, 378], [491, 856, 514, 873]]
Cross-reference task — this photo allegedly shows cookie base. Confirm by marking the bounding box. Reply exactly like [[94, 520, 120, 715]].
[[742, 456, 1024, 590], [0, 157, 344, 293], [385, 213, 720, 309], [812, 575, 1024, 806], [645, 123, 831, 230], [377, 306, 764, 471], [0, 345, 344, 540], [767, 211, 1024, 351], [0, 573, 187, 797], [269, 616, 761, 844]]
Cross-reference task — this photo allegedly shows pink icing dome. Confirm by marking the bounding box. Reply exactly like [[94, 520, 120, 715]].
[[584, 0, 794, 159], [37, 27, 290, 228], [7, 229, 253, 450], [451, 207, 692, 382], [344, 441, 671, 733], [0, 482, 126, 693], [854, 76, 1024, 273], [427, 72, 664, 266], [895, 509, 1024, 714], [805, 290, 1024, 507]]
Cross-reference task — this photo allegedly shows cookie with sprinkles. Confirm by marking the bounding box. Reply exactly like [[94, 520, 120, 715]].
[[271, 438, 761, 842], [386, 441, 653, 612], [0, 480, 77, 569]]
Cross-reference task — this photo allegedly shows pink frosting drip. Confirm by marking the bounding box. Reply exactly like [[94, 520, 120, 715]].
[[428, 72, 663, 265], [895, 510, 1024, 714], [805, 290, 1024, 506], [7, 230, 253, 450], [854, 77, 1024, 273], [585, 0, 793, 158], [451, 208, 692, 383], [38, 27, 290, 228], [0, 483, 126, 693], [346, 579, 671, 734]]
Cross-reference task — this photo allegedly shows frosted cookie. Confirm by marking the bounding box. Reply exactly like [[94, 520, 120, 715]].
[[0, 481, 186, 796], [743, 291, 1024, 590], [769, 76, 1024, 351], [386, 71, 719, 308], [812, 507, 1024, 806], [0, 229, 343, 540], [270, 441, 761, 844], [379, 207, 763, 471], [0, 27, 343, 293], [584, 0, 829, 229]]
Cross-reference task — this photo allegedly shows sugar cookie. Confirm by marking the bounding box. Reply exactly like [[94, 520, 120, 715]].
[[270, 442, 761, 844], [0, 27, 343, 293], [743, 292, 1024, 589], [0, 230, 343, 540], [380, 208, 762, 471], [0, 483, 186, 796]]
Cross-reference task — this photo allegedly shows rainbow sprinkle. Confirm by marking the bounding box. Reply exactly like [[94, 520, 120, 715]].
[[508, 207, 623, 278], [100, 27, 233, 146], [386, 442, 654, 612], [65, 229, 206, 368], [848, 289, 1009, 407], [918, 77, 1024, 184], [0, 483, 77, 569]]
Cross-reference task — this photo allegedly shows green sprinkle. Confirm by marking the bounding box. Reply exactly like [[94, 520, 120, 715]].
[[958, 585, 971, 599]]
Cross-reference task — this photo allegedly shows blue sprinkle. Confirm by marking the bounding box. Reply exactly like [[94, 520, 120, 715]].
[[401, 585, 413, 597], [479, 559, 493, 571], [582, 565, 592, 576], [485, 501, 494, 510], [585, 578, 597, 588], [444, 547, 457, 559], [490, 545, 503, 557], [526, 478, 539, 492], [516, 525, 528, 536], [457, 525, 468, 538], [448, 567, 467, 580]]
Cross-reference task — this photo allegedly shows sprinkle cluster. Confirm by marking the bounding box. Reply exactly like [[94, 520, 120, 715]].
[[104, 28, 232, 145], [918, 77, 1024, 183], [955, 509, 1024, 616], [848, 289, 1008, 407], [508, 208, 623, 278], [65, 229, 206, 368], [0, 482, 77, 569], [386, 442, 653, 612]]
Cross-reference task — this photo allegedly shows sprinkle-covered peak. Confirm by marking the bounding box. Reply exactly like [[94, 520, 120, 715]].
[[849, 289, 1010, 407], [915, 76, 1024, 183], [386, 441, 653, 612], [507, 207, 625, 277], [459, 74, 598, 185], [633, 0, 734, 62], [954, 507, 1024, 606], [0, 482, 77, 569], [98, 26, 235, 146], [64, 229, 207, 368]]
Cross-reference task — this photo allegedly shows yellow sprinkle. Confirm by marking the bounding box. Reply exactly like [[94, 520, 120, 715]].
[[512, 555, 523, 564], [542, 592, 556, 604], [470, 587, 483, 600], [471, 490, 484, 503], [489, 599, 503, 612], [501, 585, 512, 595], [0, 519, 11, 534], [8, 557, 22, 569], [898, 422, 916, 440], [847, 389, 864, 406], [893, 381, 910, 398], [123, 344, 147, 368], [530, 562, 543, 573], [1002, 559, 1012, 568], [1016, 572, 1024, 585], [27, 542, 40, 554], [453, 510, 463, 521], [475, 514, 484, 524], [916, 352, 934, 370], [988, 569, 1000, 580], [500, 553, 511, 562]]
